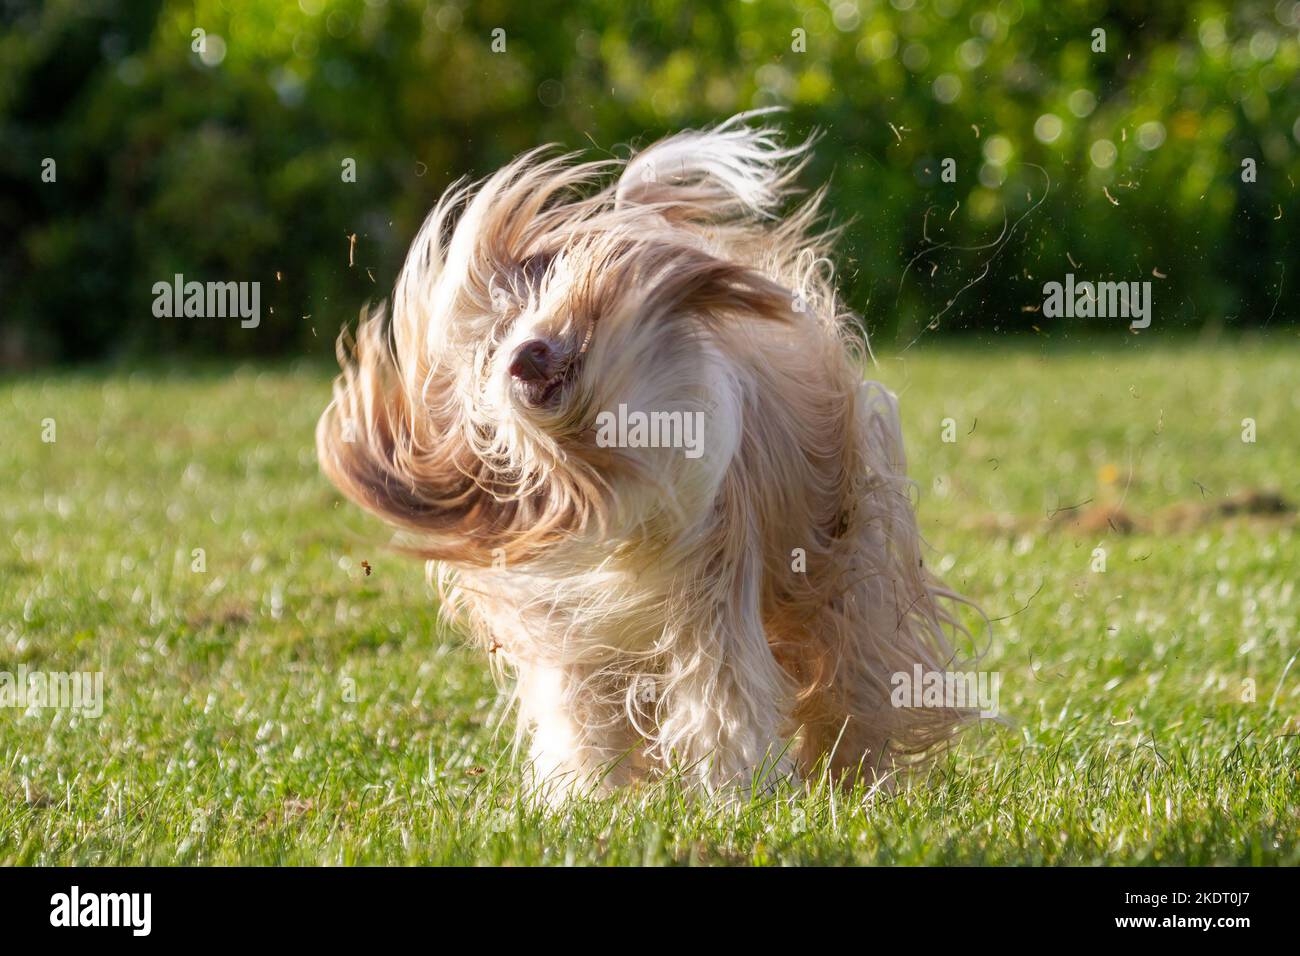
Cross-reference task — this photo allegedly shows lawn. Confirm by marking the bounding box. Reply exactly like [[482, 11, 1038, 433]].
[[2, 335, 1297, 865]]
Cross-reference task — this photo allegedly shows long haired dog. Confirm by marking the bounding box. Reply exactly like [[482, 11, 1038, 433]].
[[317, 113, 978, 801]]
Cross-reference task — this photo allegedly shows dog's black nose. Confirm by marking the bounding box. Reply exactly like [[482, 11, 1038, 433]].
[[508, 339, 554, 383]]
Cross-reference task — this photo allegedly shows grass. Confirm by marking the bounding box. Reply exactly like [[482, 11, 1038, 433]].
[[1, 335, 1297, 865]]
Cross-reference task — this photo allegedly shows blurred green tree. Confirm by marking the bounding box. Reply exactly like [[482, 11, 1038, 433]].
[[1, 0, 1296, 364]]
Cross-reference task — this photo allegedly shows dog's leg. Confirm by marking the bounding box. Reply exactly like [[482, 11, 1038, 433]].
[[791, 633, 899, 788], [793, 382, 976, 787], [792, 580, 970, 791], [659, 624, 795, 793], [515, 660, 637, 805], [656, 546, 796, 794]]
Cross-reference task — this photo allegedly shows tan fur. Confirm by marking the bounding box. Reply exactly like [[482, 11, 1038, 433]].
[[317, 112, 982, 801]]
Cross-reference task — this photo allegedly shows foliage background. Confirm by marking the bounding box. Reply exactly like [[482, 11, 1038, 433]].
[[2, 0, 1297, 364]]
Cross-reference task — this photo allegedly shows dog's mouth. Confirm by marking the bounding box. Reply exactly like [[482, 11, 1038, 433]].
[[514, 352, 583, 409]]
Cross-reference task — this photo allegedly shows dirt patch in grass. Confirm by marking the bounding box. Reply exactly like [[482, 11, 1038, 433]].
[[973, 488, 1297, 537]]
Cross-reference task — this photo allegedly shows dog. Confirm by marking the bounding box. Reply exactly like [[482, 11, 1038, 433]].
[[317, 112, 979, 802]]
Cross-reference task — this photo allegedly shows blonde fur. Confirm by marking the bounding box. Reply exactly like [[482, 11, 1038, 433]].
[[317, 112, 981, 802]]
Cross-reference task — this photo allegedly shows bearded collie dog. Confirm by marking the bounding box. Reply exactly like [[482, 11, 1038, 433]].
[[317, 112, 979, 802]]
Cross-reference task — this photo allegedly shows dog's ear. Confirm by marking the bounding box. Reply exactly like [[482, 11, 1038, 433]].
[[615, 110, 811, 222], [316, 312, 495, 556]]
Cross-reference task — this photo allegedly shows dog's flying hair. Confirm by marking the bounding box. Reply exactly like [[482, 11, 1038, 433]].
[[317, 113, 982, 798]]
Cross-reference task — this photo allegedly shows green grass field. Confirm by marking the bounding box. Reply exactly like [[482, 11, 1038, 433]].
[[2, 336, 1297, 865]]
